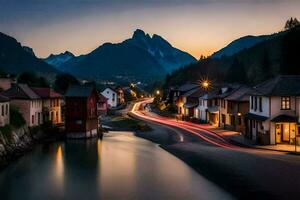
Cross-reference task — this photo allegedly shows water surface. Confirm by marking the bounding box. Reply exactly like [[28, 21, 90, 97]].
[[0, 132, 233, 200]]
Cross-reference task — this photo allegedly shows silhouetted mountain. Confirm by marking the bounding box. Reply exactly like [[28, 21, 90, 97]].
[[164, 28, 298, 87], [211, 35, 270, 58], [60, 29, 196, 82], [44, 51, 75, 69], [22, 46, 35, 56], [0, 32, 58, 79]]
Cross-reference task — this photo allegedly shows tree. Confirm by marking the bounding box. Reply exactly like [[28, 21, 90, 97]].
[[226, 58, 248, 84], [261, 51, 273, 80], [54, 73, 79, 94], [280, 27, 300, 75], [17, 72, 49, 87], [284, 17, 300, 30]]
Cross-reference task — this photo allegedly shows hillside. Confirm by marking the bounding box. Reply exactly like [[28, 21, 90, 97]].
[[164, 28, 299, 87], [60, 29, 196, 83], [0, 32, 58, 80]]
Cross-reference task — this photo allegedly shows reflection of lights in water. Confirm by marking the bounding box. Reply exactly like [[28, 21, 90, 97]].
[[55, 145, 64, 191], [97, 139, 102, 161]]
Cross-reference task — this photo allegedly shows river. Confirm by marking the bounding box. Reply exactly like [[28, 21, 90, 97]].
[[0, 132, 233, 200]]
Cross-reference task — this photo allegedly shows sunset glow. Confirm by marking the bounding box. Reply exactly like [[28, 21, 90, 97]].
[[1, 0, 300, 59]]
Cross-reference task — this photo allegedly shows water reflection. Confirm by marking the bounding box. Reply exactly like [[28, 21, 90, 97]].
[[54, 145, 64, 193], [0, 132, 233, 200]]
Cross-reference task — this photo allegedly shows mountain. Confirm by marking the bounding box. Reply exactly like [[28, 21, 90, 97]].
[[164, 28, 298, 87], [60, 29, 196, 82], [22, 46, 35, 56], [124, 29, 197, 72], [0, 32, 58, 80], [44, 51, 75, 69], [211, 35, 270, 58]]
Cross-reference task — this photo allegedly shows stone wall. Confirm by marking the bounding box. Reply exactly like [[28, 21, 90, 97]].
[[0, 126, 33, 168]]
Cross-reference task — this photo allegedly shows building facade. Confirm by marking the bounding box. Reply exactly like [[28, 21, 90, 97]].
[[31, 87, 62, 124], [1, 84, 43, 127], [246, 76, 300, 145], [0, 95, 9, 127], [65, 85, 99, 138], [101, 87, 124, 108]]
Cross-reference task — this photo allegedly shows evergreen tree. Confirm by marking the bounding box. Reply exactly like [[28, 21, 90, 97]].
[[261, 51, 272, 80], [54, 73, 79, 94], [280, 27, 300, 75], [18, 72, 49, 87], [226, 58, 248, 84], [284, 17, 300, 30]]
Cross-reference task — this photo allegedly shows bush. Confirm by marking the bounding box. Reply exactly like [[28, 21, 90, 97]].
[[10, 107, 26, 128]]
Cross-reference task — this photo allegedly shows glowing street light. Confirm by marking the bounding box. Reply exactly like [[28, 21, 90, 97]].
[[156, 90, 160, 95]]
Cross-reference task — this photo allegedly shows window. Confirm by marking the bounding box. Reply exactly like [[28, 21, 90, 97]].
[[1, 105, 4, 116], [230, 115, 235, 126], [254, 96, 257, 111], [112, 93, 115, 102], [281, 97, 290, 110], [251, 96, 253, 109], [222, 114, 226, 123], [32, 115, 34, 124], [259, 97, 262, 112], [5, 104, 8, 115]]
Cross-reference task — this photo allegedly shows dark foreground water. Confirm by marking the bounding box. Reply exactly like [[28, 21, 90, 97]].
[[0, 132, 233, 200]]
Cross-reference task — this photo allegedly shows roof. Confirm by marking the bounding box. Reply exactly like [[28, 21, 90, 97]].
[[31, 87, 62, 99], [0, 94, 9, 102], [183, 87, 202, 97], [225, 86, 254, 102], [245, 113, 268, 121], [177, 83, 199, 92], [251, 75, 300, 96], [98, 93, 108, 102], [65, 85, 95, 98], [271, 115, 298, 123], [184, 102, 198, 109], [1, 84, 40, 100]]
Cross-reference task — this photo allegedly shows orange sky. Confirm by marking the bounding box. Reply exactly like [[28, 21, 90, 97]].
[[1, 0, 300, 59]]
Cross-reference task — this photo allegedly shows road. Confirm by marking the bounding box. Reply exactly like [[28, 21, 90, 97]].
[[130, 99, 300, 200]]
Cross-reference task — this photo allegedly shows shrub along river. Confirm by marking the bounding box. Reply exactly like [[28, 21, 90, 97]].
[[0, 132, 233, 200]]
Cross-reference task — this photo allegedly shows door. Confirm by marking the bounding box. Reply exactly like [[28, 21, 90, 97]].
[[282, 123, 290, 142], [275, 123, 281, 143]]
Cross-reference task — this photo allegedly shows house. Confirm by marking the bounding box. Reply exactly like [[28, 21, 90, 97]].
[[31, 87, 62, 124], [246, 76, 300, 145], [175, 83, 199, 115], [224, 86, 253, 134], [101, 86, 125, 108], [65, 85, 99, 138], [0, 95, 9, 127], [195, 84, 240, 126], [181, 88, 205, 120], [97, 93, 108, 116], [1, 84, 43, 127]]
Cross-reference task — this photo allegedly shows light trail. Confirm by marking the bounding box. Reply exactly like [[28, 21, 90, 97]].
[[130, 99, 239, 150]]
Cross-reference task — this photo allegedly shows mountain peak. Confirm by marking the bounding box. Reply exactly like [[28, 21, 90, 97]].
[[132, 29, 146, 39]]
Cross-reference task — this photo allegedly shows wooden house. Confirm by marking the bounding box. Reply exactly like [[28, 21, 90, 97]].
[[65, 85, 99, 138]]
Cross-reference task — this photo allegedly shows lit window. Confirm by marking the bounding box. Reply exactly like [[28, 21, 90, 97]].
[[281, 97, 290, 110]]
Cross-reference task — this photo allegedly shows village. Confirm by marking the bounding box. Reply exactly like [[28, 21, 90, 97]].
[[0, 75, 127, 140], [162, 75, 300, 152]]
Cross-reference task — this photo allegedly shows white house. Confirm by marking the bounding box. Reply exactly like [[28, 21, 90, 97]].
[[101, 87, 124, 108], [246, 76, 300, 145]]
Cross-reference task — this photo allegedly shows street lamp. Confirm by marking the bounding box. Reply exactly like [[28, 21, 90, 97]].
[[156, 90, 160, 95], [202, 80, 209, 89]]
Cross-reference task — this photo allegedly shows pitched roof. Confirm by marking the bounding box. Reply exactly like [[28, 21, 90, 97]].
[[1, 84, 40, 100], [177, 83, 199, 92], [225, 86, 254, 102], [31, 87, 62, 99], [65, 85, 95, 98], [251, 75, 300, 96], [0, 94, 9, 102]]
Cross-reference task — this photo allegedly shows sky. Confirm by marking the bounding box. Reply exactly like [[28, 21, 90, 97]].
[[0, 0, 300, 59]]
